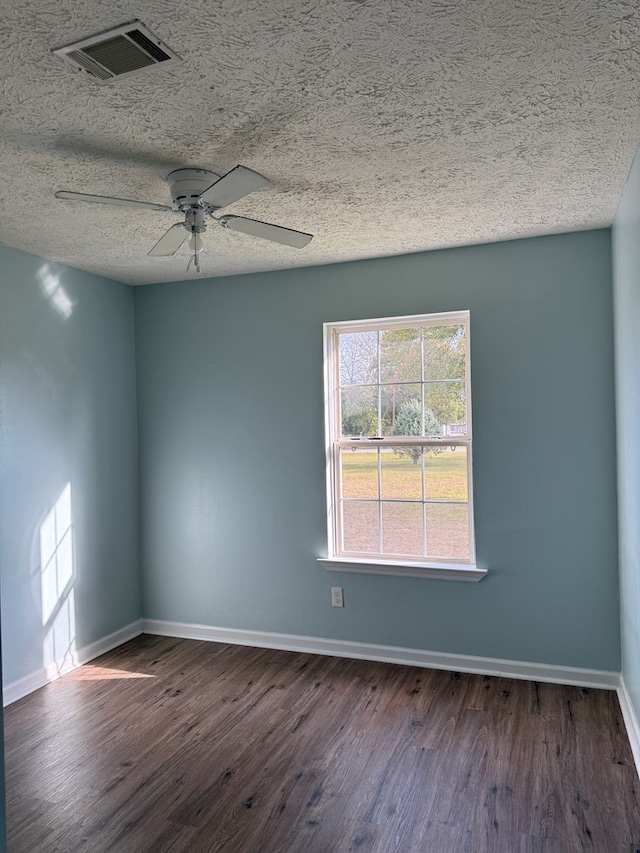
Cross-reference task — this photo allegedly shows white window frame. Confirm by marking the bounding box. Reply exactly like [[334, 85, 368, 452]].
[[318, 311, 486, 581]]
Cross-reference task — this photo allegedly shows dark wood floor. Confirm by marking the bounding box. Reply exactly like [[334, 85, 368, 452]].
[[4, 635, 640, 852]]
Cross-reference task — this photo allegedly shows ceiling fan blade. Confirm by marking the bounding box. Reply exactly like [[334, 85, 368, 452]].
[[148, 223, 189, 256], [55, 191, 172, 212], [198, 165, 270, 208], [219, 215, 313, 248]]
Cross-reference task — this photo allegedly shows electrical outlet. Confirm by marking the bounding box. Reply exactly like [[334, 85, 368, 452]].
[[331, 587, 344, 607]]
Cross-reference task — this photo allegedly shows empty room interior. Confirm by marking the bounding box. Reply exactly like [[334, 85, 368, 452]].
[[2, 1, 640, 851]]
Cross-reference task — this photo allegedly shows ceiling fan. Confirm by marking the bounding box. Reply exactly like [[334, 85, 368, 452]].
[[55, 165, 313, 273]]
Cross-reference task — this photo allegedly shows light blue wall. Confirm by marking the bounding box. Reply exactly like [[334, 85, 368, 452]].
[[0, 244, 142, 688], [135, 229, 620, 670], [613, 152, 640, 717]]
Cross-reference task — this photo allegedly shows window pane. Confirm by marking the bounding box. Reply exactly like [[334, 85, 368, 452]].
[[342, 501, 379, 553], [339, 331, 378, 386], [424, 446, 468, 501], [380, 328, 421, 383], [382, 502, 423, 556], [426, 503, 470, 560], [341, 448, 379, 499], [380, 448, 422, 499], [341, 385, 378, 437], [424, 381, 466, 436], [423, 324, 466, 381], [381, 384, 422, 436]]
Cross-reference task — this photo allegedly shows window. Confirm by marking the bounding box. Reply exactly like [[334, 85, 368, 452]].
[[320, 311, 484, 581]]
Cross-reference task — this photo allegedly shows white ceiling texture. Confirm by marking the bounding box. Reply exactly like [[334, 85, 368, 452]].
[[1, 0, 639, 285]]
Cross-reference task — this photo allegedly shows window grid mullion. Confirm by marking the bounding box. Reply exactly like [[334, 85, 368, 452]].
[[341, 497, 467, 505], [377, 447, 383, 553], [335, 438, 471, 449], [336, 443, 343, 554], [420, 326, 425, 436], [421, 445, 427, 557], [339, 378, 465, 390], [377, 331, 382, 553], [420, 325, 426, 557], [423, 500, 428, 559], [376, 330, 382, 436], [467, 445, 474, 562]]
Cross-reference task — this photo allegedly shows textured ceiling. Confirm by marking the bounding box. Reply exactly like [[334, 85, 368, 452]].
[[0, 0, 639, 285]]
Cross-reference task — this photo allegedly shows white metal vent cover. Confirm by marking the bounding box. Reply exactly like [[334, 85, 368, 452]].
[[53, 21, 181, 82]]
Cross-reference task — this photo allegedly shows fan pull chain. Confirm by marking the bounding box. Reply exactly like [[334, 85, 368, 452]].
[[186, 225, 202, 273], [186, 251, 201, 274]]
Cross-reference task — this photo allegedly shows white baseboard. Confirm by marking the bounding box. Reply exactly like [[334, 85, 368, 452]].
[[617, 677, 640, 779], [142, 619, 619, 690], [3, 619, 143, 706], [4, 616, 621, 707]]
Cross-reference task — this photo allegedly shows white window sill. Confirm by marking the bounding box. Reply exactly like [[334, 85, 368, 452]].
[[317, 557, 487, 582]]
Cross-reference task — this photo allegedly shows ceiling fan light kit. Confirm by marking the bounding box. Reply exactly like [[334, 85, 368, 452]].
[[55, 165, 313, 275]]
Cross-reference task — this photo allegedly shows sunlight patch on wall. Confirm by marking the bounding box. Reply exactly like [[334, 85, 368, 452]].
[[40, 483, 77, 674], [40, 483, 73, 624], [37, 263, 74, 319], [43, 589, 76, 673]]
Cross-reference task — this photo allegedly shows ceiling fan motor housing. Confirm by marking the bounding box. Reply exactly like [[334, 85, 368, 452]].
[[167, 168, 220, 211]]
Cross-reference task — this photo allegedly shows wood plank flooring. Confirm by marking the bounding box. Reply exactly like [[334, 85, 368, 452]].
[[4, 635, 640, 852]]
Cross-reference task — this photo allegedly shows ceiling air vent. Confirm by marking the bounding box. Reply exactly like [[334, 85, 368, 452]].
[[53, 21, 181, 83]]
